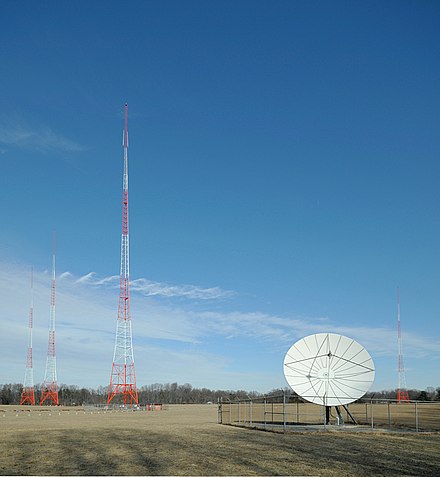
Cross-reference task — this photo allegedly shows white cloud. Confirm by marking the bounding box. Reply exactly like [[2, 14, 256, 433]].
[[1, 261, 439, 392], [131, 278, 235, 300], [76, 272, 235, 300], [0, 120, 84, 153]]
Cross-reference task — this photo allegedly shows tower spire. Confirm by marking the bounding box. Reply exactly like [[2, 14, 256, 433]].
[[40, 231, 59, 405], [397, 287, 409, 403], [107, 103, 138, 406], [20, 268, 35, 405]]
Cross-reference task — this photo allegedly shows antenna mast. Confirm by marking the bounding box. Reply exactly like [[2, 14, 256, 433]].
[[40, 231, 59, 405], [20, 268, 36, 405], [397, 288, 410, 403], [107, 103, 138, 405]]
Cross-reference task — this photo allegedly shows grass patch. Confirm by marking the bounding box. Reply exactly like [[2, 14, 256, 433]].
[[1, 404, 439, 476]]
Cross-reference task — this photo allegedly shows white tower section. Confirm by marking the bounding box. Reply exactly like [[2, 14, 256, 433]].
[[40, 234, 59, 405]]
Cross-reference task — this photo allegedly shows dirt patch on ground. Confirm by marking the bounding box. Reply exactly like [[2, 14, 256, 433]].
[[1, 404, 439, 476]]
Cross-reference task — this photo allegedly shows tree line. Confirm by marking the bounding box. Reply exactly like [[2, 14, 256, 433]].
[[364, 387, 440, 402], [0, 382, 262, 406], [1, 382, 439, 405]]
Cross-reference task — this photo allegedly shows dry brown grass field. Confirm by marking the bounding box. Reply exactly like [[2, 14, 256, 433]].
[[1, 404, 439, 476]]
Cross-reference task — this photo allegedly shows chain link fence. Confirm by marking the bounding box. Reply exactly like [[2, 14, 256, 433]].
[[218, 392, 440, 432]]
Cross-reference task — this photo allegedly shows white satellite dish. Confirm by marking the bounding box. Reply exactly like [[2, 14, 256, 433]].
[[283, 333, 375, 407]]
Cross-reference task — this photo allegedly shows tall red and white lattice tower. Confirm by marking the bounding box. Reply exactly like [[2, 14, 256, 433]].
[[107, 103, 139, 405], [397, 288, 410, 403], [40, 234, 59, 405], [20, 269, 36, 405]]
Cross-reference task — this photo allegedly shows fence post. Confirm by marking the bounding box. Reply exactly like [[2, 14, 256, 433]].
[[387, 401, 391, 429], [283, 392, 287, 433], [218, 397, 222, 424], [250, 399, 253, 427], [264, 396, 267, 429], [371, 399, 374, 430], [296, 400, 299, 423], [415, 401, 419, 432], [229, 400, 232, 424]]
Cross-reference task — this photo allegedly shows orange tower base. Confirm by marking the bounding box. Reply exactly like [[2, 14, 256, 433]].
[[20, 387, 35, 405], [108, 363, 138, 405], [397, 389, 410, 403], [40, 383, 59, 405]]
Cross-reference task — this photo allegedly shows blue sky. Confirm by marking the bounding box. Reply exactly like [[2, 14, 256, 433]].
[[1, 0, 439, 393]]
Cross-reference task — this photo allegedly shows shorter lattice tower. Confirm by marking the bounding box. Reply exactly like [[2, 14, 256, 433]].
[[40, 233, 59, 405], [397, 288, 410, 403], [20, 269, 36, 405]]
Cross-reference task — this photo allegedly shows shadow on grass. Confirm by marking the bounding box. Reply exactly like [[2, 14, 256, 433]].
[[2, 425, 440, 476], [3, 429, 162, 476]]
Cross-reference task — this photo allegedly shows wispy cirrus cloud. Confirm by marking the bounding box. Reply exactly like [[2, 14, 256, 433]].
[[2, 261, 439, 391], [131, 277, 236, 300], [74, 272, 116, 285], [0, 119, 84, 153], [69, 271, 440, 358], [75, 272, 236, 300]]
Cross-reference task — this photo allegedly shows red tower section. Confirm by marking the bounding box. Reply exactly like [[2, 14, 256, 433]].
[[107, 104, 138, 406]]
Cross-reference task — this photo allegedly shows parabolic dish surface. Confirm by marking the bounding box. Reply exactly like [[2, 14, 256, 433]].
[[283, 333, 375, 406]]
